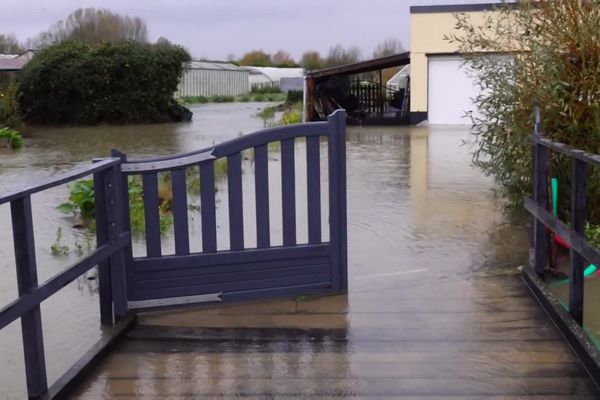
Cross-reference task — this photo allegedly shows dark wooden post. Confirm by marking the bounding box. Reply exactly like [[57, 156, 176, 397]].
[[11, 196, 48, 398], [93, 168, 113, 325], [569, 154, 587, 325], [328, 110, 348, 292], [533, 103, 548, 275], [106, 164, 128, 320]]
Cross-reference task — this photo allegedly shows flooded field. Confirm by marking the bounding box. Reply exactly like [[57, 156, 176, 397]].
[[0, 102, 533, 398]]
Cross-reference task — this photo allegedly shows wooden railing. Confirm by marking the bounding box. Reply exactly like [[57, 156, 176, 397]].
[[0, 159, 131, 399], [525, 108, 600, 325], [0, 110, 348, 399]]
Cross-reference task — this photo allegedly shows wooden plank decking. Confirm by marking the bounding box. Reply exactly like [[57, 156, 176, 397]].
[[73, 273, 599, 399]]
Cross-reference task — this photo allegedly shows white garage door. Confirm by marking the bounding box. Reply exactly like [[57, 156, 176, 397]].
[[428, 56, 480, 125]]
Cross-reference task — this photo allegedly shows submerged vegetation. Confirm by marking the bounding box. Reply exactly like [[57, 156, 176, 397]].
[[180, 92, 286, 105], [58, 158, 229, 240], [0, 127, 23, 150]]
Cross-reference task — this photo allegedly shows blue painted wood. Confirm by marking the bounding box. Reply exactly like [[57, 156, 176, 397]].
[[533, 139, 549, 276], [142, 173, 161, 257], [306, 136, 322, 244], [200, 161, 217, 253], [0, 158, 120, 206], [93, 169, 113, 325], [171, 169, 190, 255], [133, 244, 330, 272], [111, 149, 136, 309], [254, 145, 270, 248], [334, 111, 348, 291], [133, 272, 332, 301], [135, 264, 329, 292], [133, 255, 330, 281], [281, 139, 297, 246], [328, 110, 347, 292], [227, 153, 244, 250], [10, 196, 48, 398], [569, 157, 587, 325], [0, 234, 129, 330], [106, 165, 129, 321]]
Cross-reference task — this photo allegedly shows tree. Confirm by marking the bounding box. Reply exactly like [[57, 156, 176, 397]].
[[447, 1, 600, 223], [0, 34, 23, 54], [239, 50, 272, 67], [300, 50, 322, 71], [373, 38, 404, 58], [272, 50, 296, 67], [324, 44, 361, 68], [17, 40, 190, 124], [30, 8, 148, 47]]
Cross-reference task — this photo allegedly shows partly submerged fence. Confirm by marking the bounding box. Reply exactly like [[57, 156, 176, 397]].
[[524, 107, 600, 386], [0, 110, 347, 399]]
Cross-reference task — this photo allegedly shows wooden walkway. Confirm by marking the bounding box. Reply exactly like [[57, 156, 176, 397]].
[[73, 273, 598, 399]]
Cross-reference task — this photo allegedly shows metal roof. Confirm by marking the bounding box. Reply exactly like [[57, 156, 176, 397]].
[[243, 67, 304, 82], [0, 58, 28, 71], [306, 52, 410, 80], [0, 54, 18, 60], [186, 61, 246, 71]]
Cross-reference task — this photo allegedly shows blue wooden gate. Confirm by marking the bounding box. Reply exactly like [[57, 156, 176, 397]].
[[115, 110, 347, 310]]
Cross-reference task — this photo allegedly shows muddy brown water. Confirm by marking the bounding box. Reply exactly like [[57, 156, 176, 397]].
[[0, 102, 535, 398]]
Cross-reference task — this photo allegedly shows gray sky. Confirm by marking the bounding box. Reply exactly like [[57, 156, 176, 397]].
[[3, 0, 497, 60]]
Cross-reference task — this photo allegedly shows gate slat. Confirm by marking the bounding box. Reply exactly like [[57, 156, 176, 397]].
[[254, 144, 270, 248], [281, 139, 296, 246], [306, 136, 322, 244], [200, 161, 217, 253], [171, 169, 190, 255], [228, 153, 244, 250], [142, 173, 161, 257]]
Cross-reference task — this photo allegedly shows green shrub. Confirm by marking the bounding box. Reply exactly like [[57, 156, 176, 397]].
[[0, 127, 23, 150], [181, 96, 209, 104], [18, 40, 191, 124], [448, 1, 600, 223], [286, 90, 303, 104], [210, 95, 235, 103], [280, 109, 301, 125], [0, 85, 22, 129], [251, 86, 282, 94]]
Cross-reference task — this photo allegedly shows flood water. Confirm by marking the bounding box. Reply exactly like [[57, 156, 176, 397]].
[[0, 103, 531, 399]]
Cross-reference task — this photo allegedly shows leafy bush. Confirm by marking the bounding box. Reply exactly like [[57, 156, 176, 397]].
[[448, 1, 600, 223], [18, 40, 191, 124], [280, 109, 301, 125], [180, 96, 209, 104], [251, 86, 282, 94], [0, 127, 23, 150], [211, 95, 235, 103], [0, 85, 22, 129], [286, 90, 303, 104]]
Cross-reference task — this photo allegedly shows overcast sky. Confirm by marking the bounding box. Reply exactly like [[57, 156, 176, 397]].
[[3, 0, 498, 60]]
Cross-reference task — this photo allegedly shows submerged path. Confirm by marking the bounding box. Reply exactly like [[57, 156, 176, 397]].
[[73, 126, 598, 398], [73, 272, 598, 399]]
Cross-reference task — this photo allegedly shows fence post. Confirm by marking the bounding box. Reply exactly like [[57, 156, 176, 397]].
[[532, 103, 548, 275], [569, 155, 587, 325], [111, 149, 132, 321], [328, 110, 348, 292], [11, 196, 48, 397], [93, 167, 113, 326]]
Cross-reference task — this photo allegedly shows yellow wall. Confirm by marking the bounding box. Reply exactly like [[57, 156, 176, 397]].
[[410, 11, 491, 114]]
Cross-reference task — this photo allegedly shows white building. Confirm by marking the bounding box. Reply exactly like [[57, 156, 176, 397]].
[[177, 61, 250, 97], [245, 67, 304, 91]]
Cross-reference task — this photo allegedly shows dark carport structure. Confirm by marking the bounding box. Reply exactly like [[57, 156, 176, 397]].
[[304, 52, 411, 125]]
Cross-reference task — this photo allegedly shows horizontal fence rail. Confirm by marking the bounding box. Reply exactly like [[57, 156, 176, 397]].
[[527, 133, 600, 326]]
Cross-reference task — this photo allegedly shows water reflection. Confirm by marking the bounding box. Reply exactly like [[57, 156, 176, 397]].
[[1, 104, 533, 399]]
